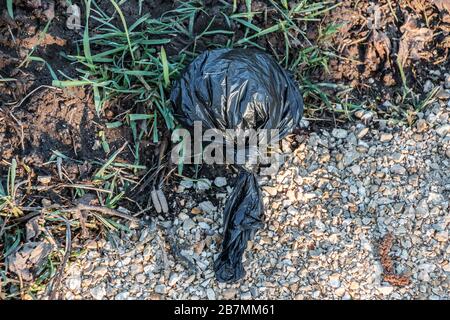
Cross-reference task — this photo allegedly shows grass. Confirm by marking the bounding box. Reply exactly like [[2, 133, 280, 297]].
[[0, 153, 139, 299], [6, 0, 14, 19], [53, 0, 340, 114], [392, 55, 440, 126], [51, 0, 342, 170]]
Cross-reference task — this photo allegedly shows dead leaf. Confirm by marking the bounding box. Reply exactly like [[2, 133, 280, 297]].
[[7, 241, 54, 282], [194, 240, 205, 255], [373, 30, 392, 61], [432, 0, 450, 12], [383, 274, 411, 286], [25, 217, 43, 241], [398, 15, 434, 67], [378, 233, 411, 287]]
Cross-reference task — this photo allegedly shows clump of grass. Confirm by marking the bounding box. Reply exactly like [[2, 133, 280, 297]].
[[0, 153, 141, 299], [51, 0, 342, 178], [54, 0, 340, 120], [388, 56, 440, 126]]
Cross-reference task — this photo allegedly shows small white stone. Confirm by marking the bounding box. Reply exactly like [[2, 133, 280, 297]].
[[378, 286, 394, 295], [206, 288, 216, 300], [357, 127, 369, 139], [332, 128, 348, 139], [214, 177, 227, 187], [241, 291, 252, 299], [169, 273, 181, 286], [67, 275, 81, 291], [198, 201, 217, 214], [391, 164, 406, 175], [180, 179, 194, 189], [423, 79, 434, 93], [351, 165, 361, 175], [90, 285, 106, 300], [92, 266, 108, 277], [136, 274, 146, 283], [196, 179, 211, 191], [435, 124, 450, 137], [263, 186, 278, 196], [155, 284, 166, 294], [442, 263, 450, 272], [115, 291, 130, 300], [198, 222, 210, 230], [380, 133, 393, 142], [222, 288, 237, 299], [299, 119, 310, 129], [183, 218, 196, 231], [335, 287, 346, 297], [328, 274, 341, 288], [435, 231, 448, 242]]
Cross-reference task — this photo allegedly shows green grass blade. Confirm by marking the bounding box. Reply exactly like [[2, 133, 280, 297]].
[[109, 0, 135, 62], [7, 159, 17, 196], [95, 145, 126, 178], [7, 0, 14, 19], [129, 114, 153, 121], [28, 56, 59, 81], [83, 0, 94, 68], [160, 46, 170, 88]]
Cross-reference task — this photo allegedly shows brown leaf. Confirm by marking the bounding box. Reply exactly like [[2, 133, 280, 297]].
[[378, 233, 411, 287], [25, 217, 42, 241], [398, 15, 434, 66], [432, 0, 450, 12], [7, 241, 54, 282], [383, 274, 411, 287]]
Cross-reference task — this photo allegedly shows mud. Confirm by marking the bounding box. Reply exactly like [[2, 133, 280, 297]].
[[322, 0, 450, 99]]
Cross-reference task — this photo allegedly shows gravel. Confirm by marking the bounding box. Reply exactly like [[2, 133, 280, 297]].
[[331, 128, 348, 139], [48, 102, 449, 300], [214, 177, 227, 187]]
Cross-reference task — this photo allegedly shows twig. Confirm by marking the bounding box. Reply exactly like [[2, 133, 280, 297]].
[[62, 204, 140, 223], [13, 211, 41, 223], [9, 85, 60, 111], [49, 218, 72, 300], [58, 184, 113, 194], [0, 216, 9, 238], [14, 204, 140, 226], [156, 229, 170, 278], [6, 110, 25, 151], [386, 0, 398, 23]]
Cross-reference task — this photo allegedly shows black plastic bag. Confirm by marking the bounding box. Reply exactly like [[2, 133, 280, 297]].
[[170, 48, 304, 282]]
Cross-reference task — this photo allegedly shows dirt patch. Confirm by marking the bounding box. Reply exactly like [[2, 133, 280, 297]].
[[322, 0, 450, 100], [0, 0, 80, 101], [0, 86, 133, 184]]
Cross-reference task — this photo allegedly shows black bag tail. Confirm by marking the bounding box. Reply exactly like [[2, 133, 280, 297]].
[[214, 170, 264, 282]]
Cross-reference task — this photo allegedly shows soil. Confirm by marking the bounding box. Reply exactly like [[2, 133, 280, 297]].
[[0, 87, 130, 171], [322, 0, 450, 102]]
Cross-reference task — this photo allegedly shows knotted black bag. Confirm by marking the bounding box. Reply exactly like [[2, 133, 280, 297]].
[[170, 48, 303, 282]]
